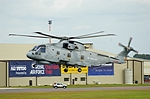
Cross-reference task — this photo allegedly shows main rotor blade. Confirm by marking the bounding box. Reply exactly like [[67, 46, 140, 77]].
[[10, 31, 115, 40], [75, 31, 105, 38], [72, 34, 116, 39], [34, 32, 62, 39], [128, 37, 132, 47], [118, 43, 126, 48], [9, 34, 48, 38]]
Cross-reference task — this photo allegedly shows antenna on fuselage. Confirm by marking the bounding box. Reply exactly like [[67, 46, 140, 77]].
[[48, 20, 52, 43]]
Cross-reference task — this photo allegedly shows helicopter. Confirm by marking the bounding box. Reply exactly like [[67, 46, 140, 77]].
[[9, 31, 138, 72]]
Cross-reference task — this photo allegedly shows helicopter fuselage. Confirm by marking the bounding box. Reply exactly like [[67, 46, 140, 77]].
[[26, 40, 116, 68]]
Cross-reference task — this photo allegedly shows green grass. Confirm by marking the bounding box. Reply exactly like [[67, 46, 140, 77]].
[[68, 84, 150, 88], [0, 90, 150, 99], [4, 83, 150, 88], [1, 84, 150, 99]]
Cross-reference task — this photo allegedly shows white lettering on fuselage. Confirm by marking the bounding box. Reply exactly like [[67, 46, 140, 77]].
[[87, 57, 98, 61]]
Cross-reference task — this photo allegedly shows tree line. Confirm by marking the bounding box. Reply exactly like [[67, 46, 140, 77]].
[[133, 54, 150, 60]]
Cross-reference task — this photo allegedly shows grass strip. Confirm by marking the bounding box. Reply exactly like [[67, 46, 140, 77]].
[[0, 90, 150, 99]]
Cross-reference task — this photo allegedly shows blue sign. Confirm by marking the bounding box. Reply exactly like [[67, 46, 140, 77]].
[[9, 60, 61, 77], [88, 64, 114, 76]]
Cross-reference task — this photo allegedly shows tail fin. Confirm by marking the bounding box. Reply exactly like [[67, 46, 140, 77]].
[[116, 37, 138, 64]]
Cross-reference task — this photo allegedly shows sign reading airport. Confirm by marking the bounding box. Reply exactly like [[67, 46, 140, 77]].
[[9, 60, 61, 77], [88, 63, 114, 76]]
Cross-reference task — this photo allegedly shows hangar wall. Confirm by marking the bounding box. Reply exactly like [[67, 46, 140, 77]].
[[0, 60, 144, 87], [0, 62, 7, 86], [133, 60, 144, 84], [144, 62, 150, 75], [0, 43, 145, 86], [9, 77, 36, 86], [144, 61, 150, 82], [71, 74, 87, 85], [0, 43, 36, 60], [127, 60, 144, 84], [37, 76, 64, 86], [87, 63, 127, 84]]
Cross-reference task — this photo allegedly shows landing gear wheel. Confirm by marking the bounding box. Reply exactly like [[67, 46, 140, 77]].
[[78, 68, 82, 72], [64, 68, 68, 72]]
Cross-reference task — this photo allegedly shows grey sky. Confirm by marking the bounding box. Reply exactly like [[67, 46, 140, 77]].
[[0, 0, 150, 56]]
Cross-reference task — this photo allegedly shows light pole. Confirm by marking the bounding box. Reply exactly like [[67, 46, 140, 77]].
[[48, 20, 52, 43]]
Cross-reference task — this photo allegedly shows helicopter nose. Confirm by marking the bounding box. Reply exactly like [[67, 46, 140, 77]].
[[26, 51, 33, 59]]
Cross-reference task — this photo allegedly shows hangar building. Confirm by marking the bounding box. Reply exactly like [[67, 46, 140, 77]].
[[0, 43, 144, 87]]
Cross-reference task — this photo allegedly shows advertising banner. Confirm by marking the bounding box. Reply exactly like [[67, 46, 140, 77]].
[[88, 64, 114, 76], [61, 65, 88, 74], [9, 60, 61, 77]]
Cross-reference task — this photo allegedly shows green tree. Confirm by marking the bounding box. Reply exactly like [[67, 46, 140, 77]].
[[133, 54, 150, 60]]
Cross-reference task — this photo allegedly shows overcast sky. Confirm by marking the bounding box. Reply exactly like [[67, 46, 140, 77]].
[[0, 0, 150, 56]]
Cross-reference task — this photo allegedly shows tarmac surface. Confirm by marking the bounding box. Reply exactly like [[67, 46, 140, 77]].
[[0, 86, 150, 93]]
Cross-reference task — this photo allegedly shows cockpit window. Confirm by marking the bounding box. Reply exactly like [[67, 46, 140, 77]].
[[32, 45, 46, 53], [32, 46, 38, 51]]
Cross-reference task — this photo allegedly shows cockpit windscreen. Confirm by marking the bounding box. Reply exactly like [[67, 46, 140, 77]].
[[31, 45, 46, 53]]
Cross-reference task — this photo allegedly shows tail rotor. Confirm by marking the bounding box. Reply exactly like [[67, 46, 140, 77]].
[[119, 37, 138, 53], [116, 37, 138, 64], [118, 37, 138, 57]]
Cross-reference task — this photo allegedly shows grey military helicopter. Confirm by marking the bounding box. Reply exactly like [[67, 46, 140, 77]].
[[9, 31, 138, 72]]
